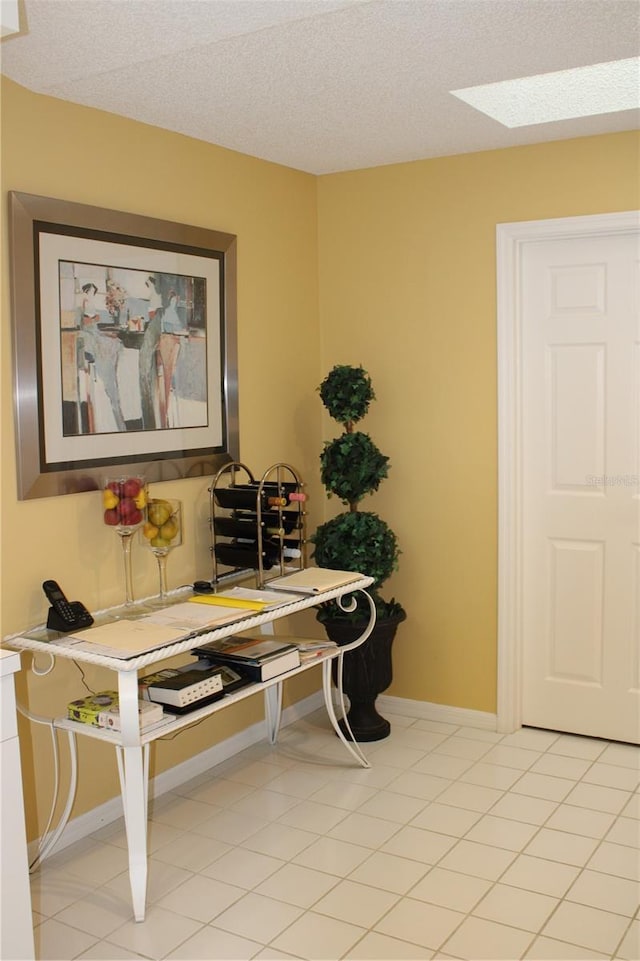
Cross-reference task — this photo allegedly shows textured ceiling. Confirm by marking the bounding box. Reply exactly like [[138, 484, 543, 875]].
[[1, 0, 639, 174]]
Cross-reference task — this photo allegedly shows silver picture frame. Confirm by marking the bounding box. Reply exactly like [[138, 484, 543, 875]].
[[9, 191, 239, 499]]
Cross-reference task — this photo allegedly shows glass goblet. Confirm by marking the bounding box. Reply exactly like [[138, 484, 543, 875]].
[[140, 498, 183, 603], [102, 476, 147, 606]]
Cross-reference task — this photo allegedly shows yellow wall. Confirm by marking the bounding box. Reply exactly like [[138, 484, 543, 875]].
[[317, 131, 640, 713], [1, 79, 324, 840], [2, 75, 638, 841]]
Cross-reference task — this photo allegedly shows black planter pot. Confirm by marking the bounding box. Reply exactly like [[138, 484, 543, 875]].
[[322, 610, 406, 742]]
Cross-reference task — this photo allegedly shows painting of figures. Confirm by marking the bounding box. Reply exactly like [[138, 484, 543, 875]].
[[59, 262, 208, 437], [10, 191, 237, 499]]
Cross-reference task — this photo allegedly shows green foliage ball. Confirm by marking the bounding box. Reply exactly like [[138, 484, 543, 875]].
[[311, 511, 399, 588], [318, 364, 375, 425], [320, 432, 389, 505]]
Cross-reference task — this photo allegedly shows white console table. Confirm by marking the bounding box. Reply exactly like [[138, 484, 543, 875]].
[[4, 578, 375, 923]]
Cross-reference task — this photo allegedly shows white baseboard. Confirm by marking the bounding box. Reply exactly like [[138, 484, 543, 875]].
[[30, 690, 325, 862], [378, 694, 497, 730], [30, 691, 496, 862]]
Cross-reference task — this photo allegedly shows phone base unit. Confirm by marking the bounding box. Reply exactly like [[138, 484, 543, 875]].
[[47, 602, 94, 633], [42, 580, 94, 632]]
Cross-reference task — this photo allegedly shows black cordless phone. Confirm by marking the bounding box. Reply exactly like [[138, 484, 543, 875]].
[[42, 580, 94, 632]]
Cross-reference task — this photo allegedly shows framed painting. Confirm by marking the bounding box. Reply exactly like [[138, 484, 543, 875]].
[[9, 192, 239, 499]]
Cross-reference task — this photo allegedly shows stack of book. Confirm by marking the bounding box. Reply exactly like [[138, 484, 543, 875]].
[[67, 692, 164, 731], [138, 662, 225, 713], [293, 639, 339, 661], [193, 636, 300, 681]]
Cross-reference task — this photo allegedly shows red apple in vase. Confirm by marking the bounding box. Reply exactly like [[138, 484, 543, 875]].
[[118, 497, 141, 524], [117, 495, 133, 516], [123, 477, 143, 498], [102, 477, 147, 607]]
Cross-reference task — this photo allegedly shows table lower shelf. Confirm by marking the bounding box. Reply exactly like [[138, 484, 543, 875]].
[[54, 648, 338, 746]]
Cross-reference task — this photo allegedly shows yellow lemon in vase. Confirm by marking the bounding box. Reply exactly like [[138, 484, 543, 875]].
[[159, 516, 179, 543], [139, 498, 183, 603], [147, 499, 172, 528], [103, 488, 119, 510]]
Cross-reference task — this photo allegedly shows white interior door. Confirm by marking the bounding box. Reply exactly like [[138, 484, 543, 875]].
[[519, 229, 639, 743]]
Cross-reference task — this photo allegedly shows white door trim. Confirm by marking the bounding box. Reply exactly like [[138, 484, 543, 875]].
[[496, 210, 640, 734]]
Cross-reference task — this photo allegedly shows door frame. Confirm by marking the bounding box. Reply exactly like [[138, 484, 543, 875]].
[[496, 210, 639, 734]]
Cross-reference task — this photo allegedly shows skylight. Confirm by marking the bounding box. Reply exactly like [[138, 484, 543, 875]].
[[451, 58, 640, 128]]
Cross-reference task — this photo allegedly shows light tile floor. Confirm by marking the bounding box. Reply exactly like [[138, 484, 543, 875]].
[[29, 708, 639, 960]]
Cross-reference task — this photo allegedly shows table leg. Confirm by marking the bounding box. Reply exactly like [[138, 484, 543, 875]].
[[322, 657, 369, 768], [264, 683, 283, 744], [116, 671, 149, 922], [257, 622, 283, 744]]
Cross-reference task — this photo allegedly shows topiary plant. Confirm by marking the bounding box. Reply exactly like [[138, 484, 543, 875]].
[[311, 364, 404, 622]]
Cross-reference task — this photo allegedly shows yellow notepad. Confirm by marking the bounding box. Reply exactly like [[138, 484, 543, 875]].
[[189, 594, 270, 612]]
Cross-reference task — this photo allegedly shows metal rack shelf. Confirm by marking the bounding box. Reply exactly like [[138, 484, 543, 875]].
[[209, 461, 307, 587]]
